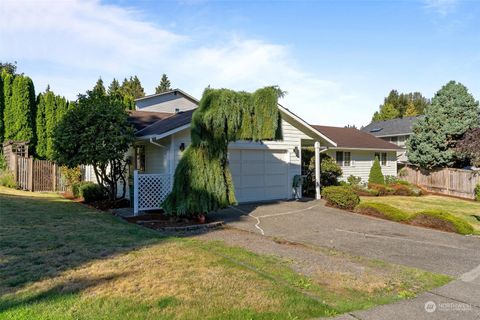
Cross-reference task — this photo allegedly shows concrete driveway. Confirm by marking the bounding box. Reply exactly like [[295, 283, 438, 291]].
[[211, 200, 480, 319]]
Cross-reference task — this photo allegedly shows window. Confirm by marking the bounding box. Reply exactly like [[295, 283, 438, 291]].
[[336, 151, 343, 166], [374, 152, 387, 166], [344, 152, 351, 166], [381, 152, 387, 166], [336, 151, 351, 167], [134, 145, 145, 172]]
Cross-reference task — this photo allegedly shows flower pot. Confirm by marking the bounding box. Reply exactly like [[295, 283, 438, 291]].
[[197, 214, 206, 224]]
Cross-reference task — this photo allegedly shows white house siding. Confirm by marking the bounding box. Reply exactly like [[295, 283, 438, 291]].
[[136, 94, 197, 113], [325, 149, 397, 183], [165, 116, 314, 201], [144, 143, 168, 174]]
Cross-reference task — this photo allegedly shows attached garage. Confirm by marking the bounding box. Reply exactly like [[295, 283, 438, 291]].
[[229, 149, 289, 203]]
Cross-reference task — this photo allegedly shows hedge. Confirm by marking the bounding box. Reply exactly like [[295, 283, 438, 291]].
[[355, 202, 410, 222], [408, 210, 474, 235], [475, 184, 480, 202], [321, 186, 359, 210], [80, 183, 107, 203]]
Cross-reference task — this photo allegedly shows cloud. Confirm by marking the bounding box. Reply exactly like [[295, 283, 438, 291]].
[[424, 0, 460, 15], [0, 0, 372, 126]]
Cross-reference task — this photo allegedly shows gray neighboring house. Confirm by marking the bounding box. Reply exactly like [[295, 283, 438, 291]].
[[361, 116, 423, 164]]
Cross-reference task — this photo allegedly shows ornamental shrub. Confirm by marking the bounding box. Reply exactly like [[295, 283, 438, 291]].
[[72, 181, 94, 198], [368, 157, 385, 185], [475, 184, 480, 202], [408, 210, 474, 235], [0, 170, 16, 188], [80, 183, 107, 203], [355, 202, 410, 222], [368, 183, 395, 196], [384, 175, 398, 185], [347, 175, 362, 186], [321, 186, 360, 210]]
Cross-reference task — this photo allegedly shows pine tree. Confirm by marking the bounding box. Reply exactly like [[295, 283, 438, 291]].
[[155, 74, 171, 94], [163, 87, 283, 217], [368, 157, 385, 185], [92, 77, 106, 96], [108, 78, 121, 96], [5, 75, 36, 143], [372, 90, 429, 121], [407, 81, 480, 169], [404, 101, 418, 117], [35, 92, 47, 158]]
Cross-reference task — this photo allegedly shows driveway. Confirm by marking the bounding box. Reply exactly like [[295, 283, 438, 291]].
[[211, 200, 480, 320]]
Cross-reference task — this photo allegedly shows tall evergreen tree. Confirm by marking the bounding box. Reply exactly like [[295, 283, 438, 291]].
[[407, 81, 480, 169], [44, 90, 56, 160], [1, 70, 13, 143], [35, 92, 47, 158], [0, 74, 3, 144], [108, 78, 121, 96], [92, 77, 106, 96], [155, 74, 172, 94], [0, 61, 17, 75], [120, 76, 145, 110], [4, 75, 36, 143]]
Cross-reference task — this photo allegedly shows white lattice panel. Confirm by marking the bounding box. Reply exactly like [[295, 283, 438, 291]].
[[137, 174, 173, 211]]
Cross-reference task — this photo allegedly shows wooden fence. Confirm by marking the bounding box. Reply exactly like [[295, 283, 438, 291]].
[[11, 155, 66, 192], [400, 166, 480, 199]]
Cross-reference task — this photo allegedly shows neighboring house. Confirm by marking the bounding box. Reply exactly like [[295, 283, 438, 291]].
[[361, 116, 422, 164], [128, 89, 400, 214], [312, 126, 399, 183]]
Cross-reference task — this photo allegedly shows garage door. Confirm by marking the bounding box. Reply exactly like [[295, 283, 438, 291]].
[[229, 149, 289, 203]]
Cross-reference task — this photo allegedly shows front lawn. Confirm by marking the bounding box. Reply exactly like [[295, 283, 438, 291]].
[[360, 195, 480, 233], [0, 187, 450, 319]]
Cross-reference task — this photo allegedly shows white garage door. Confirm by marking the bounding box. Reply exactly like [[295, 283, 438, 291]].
[[229, 149, 289, 203]]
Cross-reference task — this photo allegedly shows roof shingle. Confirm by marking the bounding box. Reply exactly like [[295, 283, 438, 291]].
[[361, 116, 423, 137], [312, 125, 400, 150]]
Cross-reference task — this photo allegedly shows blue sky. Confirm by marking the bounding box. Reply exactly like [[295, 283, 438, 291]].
[[1, 0, 479, 126]]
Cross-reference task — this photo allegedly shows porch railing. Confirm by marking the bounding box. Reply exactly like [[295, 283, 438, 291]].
[[133, 171, 173, 215]]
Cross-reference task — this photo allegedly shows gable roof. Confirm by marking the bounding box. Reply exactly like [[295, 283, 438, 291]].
[[361, 116, 423, 137], [134, 88, 199, 105], [128, 110, 174, 131], [135, 109, 195, 138], [312, 125, 400, 150]]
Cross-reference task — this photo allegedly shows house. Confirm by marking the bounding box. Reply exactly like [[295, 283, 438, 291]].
[[312, 125, 399, 182], [361, 116, 422, 164], [128, 89, 400, 214]]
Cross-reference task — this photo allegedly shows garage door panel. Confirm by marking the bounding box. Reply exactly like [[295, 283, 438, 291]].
[[229, 149, 289, 203], [265, 163, 287, 174], [242, 150, 264, 161], [265, 174, 286, 186]]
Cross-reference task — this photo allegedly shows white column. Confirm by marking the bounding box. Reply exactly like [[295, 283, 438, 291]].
[[314, 141, 321, 200], [133, 170, 139, 216]]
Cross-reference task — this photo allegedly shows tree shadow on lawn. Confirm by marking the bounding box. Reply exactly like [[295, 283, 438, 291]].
[[0, 192, 169, 298]]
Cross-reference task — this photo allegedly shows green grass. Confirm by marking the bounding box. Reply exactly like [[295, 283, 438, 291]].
[[360, 195, 480, 234], [355, 202, 410, 222], [0, 187, 451, 319]]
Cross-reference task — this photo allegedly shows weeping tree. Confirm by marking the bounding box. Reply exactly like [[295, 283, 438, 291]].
[[163, 87, 283, 217]]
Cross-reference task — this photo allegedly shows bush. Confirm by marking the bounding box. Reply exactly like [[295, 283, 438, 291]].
[[396, 180, 411, 186], [321, 186, 360, 210], [368, 183, 395, 196], [408, 210, 474, 235], [319, 156, 343, 187], [0, 170, 17, 188], [390, 184, 416, 196], [0, 152, 7, 171], [347, 175, 362, 186], [72, 181, 94, 198], [475, 184, 480, 202], [351, 185, 380, 197], [384, 175, 398, 185], [80, 183, 107, 203], [60, 166, 81, 191], [355, 202, 410, 222], [369, 157, 385, 185]]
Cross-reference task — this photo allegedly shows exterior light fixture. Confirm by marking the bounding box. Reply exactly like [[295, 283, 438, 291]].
[[179, 142, 185, 152]]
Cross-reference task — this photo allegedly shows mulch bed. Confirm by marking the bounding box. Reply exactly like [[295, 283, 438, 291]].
[[124, 213, 222, 231]]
